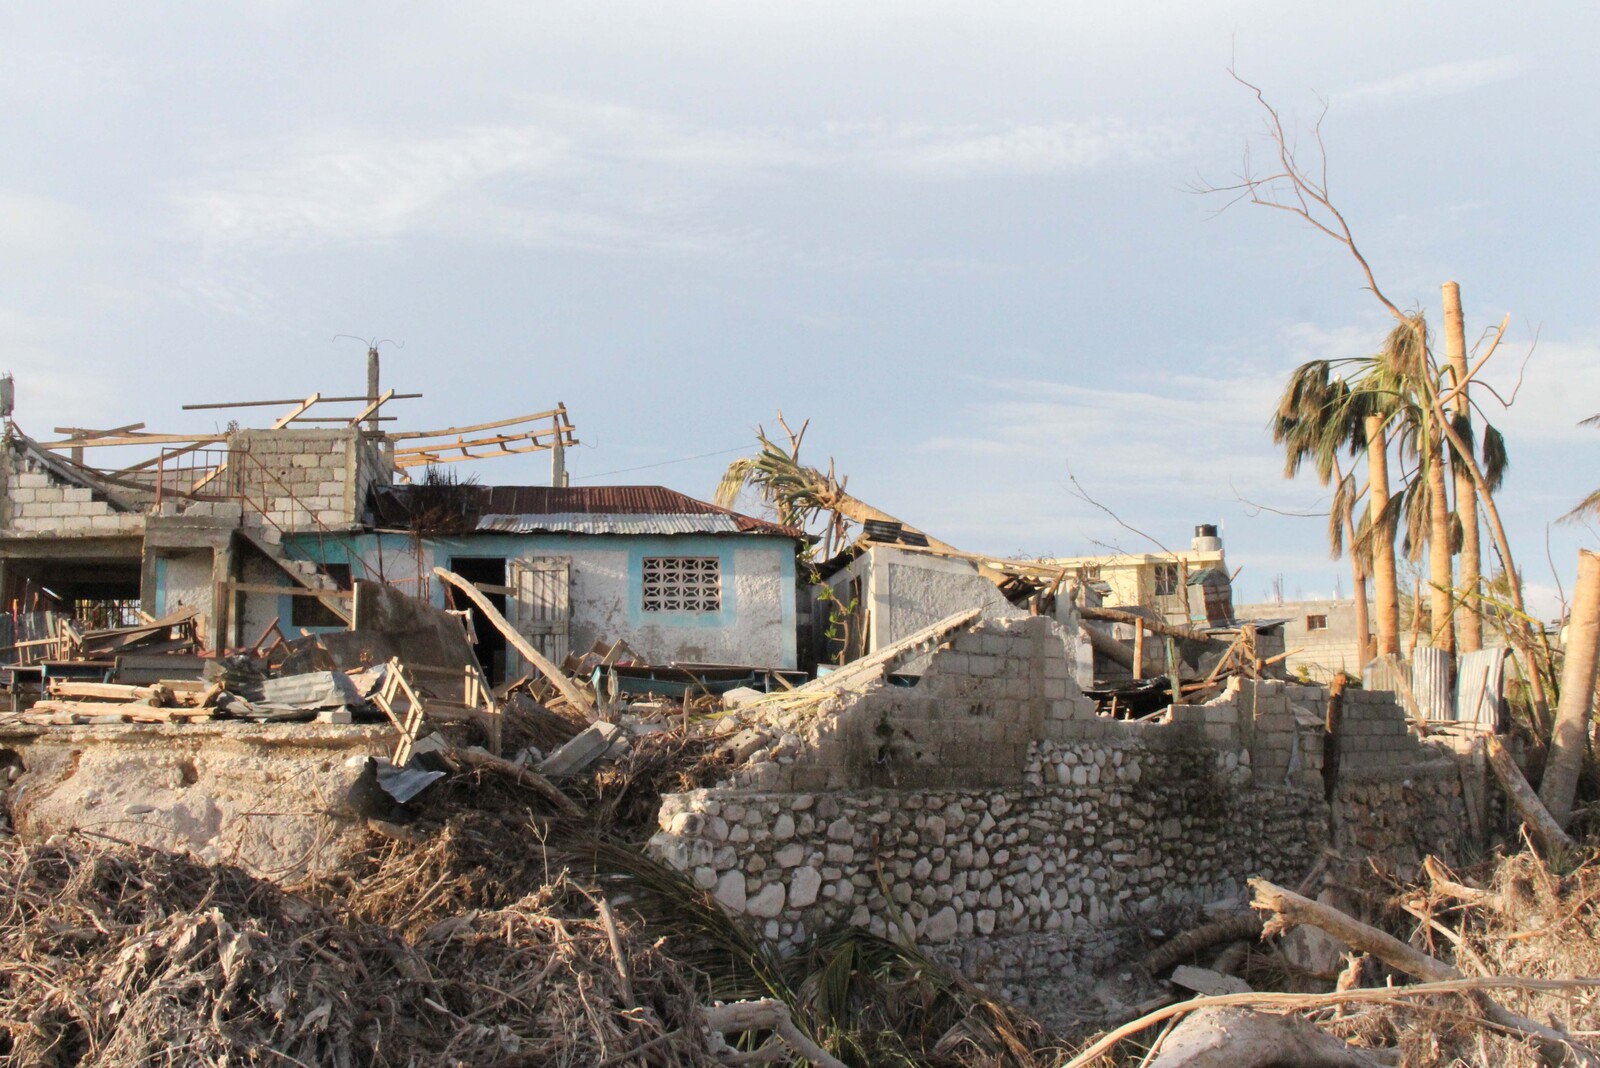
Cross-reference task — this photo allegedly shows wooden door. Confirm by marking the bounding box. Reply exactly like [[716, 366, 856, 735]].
[[510, 556, 571, 673]]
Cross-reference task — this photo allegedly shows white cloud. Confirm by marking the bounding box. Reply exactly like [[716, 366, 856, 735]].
[[174, 101, 1193, 252], [844, 118, 1194, 178], [0, 188, 94, 255], [1335, 56, 1529, 109]]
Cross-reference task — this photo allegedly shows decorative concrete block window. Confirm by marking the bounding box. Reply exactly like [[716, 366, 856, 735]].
[[642, 556, 722, 612], [1306, 613, 1328, 631]]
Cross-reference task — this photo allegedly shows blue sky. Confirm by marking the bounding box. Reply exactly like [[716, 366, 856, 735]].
[[4, 3, 1597, 617]]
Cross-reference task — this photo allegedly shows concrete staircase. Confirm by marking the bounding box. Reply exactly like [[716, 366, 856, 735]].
[[236, 525, 351, 623]]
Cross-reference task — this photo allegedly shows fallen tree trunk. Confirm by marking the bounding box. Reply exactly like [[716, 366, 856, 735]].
[[1081, 619, 1164, 676], [1144, 913, 1265, 976], [433, 566, 595, 718], [1485, 734, 1575, 854], [1063, 978, 1600, 1068], [1080, 605, 1212, 643], [450, 745, 587, 820], [1146, 1005, 1382, 1068], [1249, 877, 1594, 1062]]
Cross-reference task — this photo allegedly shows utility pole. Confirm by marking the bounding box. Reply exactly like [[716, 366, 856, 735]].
[[365, 345, 381, 431], [551, 436, 569, 487]]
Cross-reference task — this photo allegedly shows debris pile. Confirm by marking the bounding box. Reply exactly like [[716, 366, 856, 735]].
[[0, 835, 720, 1067], [1112, 846, 1600, 1067]]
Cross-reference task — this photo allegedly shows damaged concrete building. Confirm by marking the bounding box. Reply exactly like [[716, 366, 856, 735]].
[[0, 388, 801, 682], [0, 381, 1505, 1043]]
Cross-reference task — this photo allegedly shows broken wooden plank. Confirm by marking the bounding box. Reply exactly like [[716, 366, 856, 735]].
[[434, 566, 596, 717], [47, 681, 161, 703]]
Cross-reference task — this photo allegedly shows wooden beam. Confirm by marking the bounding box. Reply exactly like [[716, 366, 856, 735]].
[[38, 433, 225, 449], [345, 388, 396, 428], [271, 392, 321, 429], [224, 582, 354, 598], [390, 407, 570, 441], [52, 422, 146, 439], [433, 566, 596, 717], [183, 393, 421, 411]]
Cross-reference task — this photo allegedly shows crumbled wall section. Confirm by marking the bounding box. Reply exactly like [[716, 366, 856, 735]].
[[728, 616, 1098, 794], [3, 451, 144, 536], [649, 618, 1470, 990], [230, 429, 367, 531]]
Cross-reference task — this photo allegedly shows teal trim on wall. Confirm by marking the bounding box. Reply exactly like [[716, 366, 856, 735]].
[[625, 541, 736, 630]]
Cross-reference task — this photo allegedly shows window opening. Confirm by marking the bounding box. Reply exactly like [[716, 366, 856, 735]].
[[1154, 563, 1181, 597], [643, 557, 721, 612]]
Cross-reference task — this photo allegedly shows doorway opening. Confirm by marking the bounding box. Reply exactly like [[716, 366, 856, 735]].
[[449, 557, 508, 683]]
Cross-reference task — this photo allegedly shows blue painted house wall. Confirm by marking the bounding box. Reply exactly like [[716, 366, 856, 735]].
[[273, 530, 797, 668]]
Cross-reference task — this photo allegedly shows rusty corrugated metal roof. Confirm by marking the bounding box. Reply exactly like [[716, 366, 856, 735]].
[[369, 484, 799, 538], [476, 512, 750, 535]]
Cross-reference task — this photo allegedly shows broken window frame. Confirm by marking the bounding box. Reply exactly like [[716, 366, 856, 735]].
[[641, 556, 722, 614], [1153, 562, 1182, 597]]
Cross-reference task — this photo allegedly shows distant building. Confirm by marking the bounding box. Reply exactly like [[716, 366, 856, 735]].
[[1038, 524, 1231, 627]]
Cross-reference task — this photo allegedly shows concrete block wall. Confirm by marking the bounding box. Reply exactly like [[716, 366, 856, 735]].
[[727, 616, 1101, 794], [231, 429, 381, 532], [4, 456, 144, 536]]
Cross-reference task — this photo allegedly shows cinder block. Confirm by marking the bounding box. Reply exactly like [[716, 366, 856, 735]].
[[62, 487, 92, 503], [49, 501, 77, 517], [16, 473, 50, 489], [90, 514, 124, 530], [8, 487, 33, 504], [62, 514, 92, 531]]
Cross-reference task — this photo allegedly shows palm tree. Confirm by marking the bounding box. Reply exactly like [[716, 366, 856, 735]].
[[1272, 360, 1379, 663], [1565, 414, 1600, 523], [716, 415, 966, 562]]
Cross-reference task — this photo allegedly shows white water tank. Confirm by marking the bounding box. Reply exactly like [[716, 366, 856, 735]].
[[1192, 523, 1222, 553]]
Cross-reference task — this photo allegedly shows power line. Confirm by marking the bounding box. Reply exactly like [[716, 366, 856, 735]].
[[571, 446, 747, 482]]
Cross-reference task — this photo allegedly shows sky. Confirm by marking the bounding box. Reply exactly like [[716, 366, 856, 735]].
[[3, 3, 1597, 619]]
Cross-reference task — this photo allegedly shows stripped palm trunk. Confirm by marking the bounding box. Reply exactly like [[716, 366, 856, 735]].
[[1539, 550, 1600, 828], [1366, 415, 1401, 657], [1443, 282, 1482, 652]]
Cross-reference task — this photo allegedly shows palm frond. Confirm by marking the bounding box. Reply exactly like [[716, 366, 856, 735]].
[[1481, 422, 1509, 492]]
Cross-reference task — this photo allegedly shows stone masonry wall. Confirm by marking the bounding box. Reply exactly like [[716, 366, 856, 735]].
[[649, 616, 1470, 1007], [3, 451, 144, 536]]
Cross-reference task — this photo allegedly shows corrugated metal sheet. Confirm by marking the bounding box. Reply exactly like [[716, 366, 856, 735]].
[[1412, 647, 1454, 721], [476, 512, 749, 535], [369, 484, 799, 537], [1456, 648, 1505, 728]]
